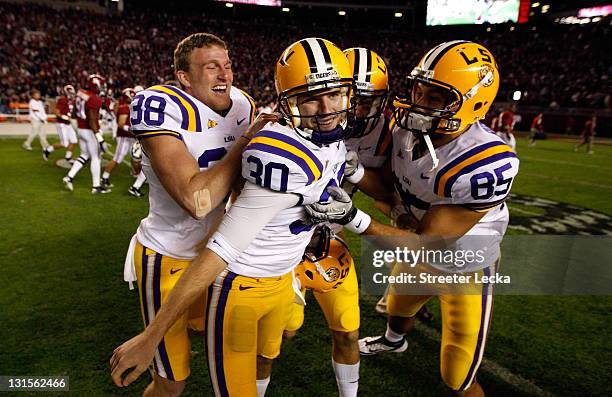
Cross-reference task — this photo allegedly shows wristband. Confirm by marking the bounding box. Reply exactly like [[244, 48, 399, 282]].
[[343, 208, 371, 235], [95, 132, 104, 143]]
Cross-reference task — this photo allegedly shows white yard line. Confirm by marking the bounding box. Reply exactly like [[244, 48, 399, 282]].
[[520, 172, 612, 190]]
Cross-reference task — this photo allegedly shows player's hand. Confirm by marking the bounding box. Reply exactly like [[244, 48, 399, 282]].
[[95, 132, 109, 153], [243, 112, 282, 140], [110, 332, 156, 387], [305, 186, 355, 225], [344, 151, 364, 184]]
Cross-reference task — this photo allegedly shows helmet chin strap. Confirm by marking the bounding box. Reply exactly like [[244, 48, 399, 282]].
[[405, 113, 440, 170]]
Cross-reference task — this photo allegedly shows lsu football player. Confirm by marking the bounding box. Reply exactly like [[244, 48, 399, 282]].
[[113, 33, 272, 397], [283, 46, 390, 397], [306, 41, 519, 397], [111, 37, 357, 397]]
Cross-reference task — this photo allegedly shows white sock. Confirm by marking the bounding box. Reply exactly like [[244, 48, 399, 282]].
[[68, 156, 87, 179], [133, 171, 147, 189], [385, 324, 405, 343], [332, 360, 359, 397], [65, 150, 72, 160], [102, 171, 110, 179], [46, 146, 55, 153], [256, 376, 270, 397]]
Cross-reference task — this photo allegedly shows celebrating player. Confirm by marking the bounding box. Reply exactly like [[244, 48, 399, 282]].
[[114, 32, 264, 397], [43, 85, 78, 162], [110, 37, 354, 397], [62, 74, 111, 194], [306, 41, 519, 397]]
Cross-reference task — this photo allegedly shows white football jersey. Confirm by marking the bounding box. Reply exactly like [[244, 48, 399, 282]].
[[344, 115, 392, 168], [131, 84, 255, 259], [392, 121, 520, 272], [214, 122, 346, 277]]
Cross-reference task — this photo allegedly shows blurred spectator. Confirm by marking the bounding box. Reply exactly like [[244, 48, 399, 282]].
[[23, 88, 48, 150]]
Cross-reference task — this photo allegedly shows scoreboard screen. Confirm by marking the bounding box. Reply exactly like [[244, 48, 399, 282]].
[[427, 0, 521, 26]]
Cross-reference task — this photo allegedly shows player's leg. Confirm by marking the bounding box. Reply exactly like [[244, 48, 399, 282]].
[[103, 137, 128, 187], [43, 124, 64, 160], [84, 130, 108, 193], [313, 264, 360, 397], [134, 242, 193, 397], [282, 290, 305, 340], [438, 266, 495, 397], [587, 136, 594, 154], [63, 130, 91, 191], [206, 270, 259, 397], [65, 125, 78, 161], [129, 171, 147, 197], [256, 272, 295, 397]]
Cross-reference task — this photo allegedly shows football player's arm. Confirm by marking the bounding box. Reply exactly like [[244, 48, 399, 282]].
[[117, 113, 129, 133], [110, 183, 299, 387], [354, 158, 395, 202], [87, 108, 100, 133], [141, 112, 279, 219]]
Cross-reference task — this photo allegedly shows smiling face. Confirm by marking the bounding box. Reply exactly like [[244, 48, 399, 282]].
[[176, 45, 233, 113], [295, 87, 346, 131]]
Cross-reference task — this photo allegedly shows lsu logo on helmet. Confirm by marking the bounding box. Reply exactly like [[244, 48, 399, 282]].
[[295, 227, 353, 293]]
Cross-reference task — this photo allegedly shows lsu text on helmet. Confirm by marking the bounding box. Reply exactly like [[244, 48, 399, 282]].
[[344, 47, 389, 137], [275, 38, 354, 145]]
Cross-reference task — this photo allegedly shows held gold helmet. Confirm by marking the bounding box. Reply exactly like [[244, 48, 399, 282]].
[[276, 38, 354, 145], [394, 41, 499, 168], [295, 226, 353, 293], [344, 47, 389, 137]]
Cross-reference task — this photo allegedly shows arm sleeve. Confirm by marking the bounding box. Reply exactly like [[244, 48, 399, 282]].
[[206, 181, 300, 264]]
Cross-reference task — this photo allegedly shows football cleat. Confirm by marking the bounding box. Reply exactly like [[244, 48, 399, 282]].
[[62, 176, 73, 192], [128, 186, 143, 197], [42, 149, 50, 161], [101, 178, 114, 188], [22, 143, 32, 151], [91, 186, 111, 194], [359, 335, 408, 356]]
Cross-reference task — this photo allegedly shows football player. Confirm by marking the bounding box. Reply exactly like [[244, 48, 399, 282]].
[[110, 37, 356, 397], [306, 41, 519, 397], [115, 33, 266, 397], [101, 88, 137, 188], [283, 46, 391, 397], [43, 85, 78, 162], [62, 74, 111, 194]]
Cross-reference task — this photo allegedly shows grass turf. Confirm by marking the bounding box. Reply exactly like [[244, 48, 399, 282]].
[[1, 136, 610, 396]]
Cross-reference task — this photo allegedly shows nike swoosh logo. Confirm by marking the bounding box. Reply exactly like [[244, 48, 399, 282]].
[[170, 268, 184, 275], [355, 220, 362, 228], [420, 173, 430, 180], [237, 118, 246, 125], [239, 285, 254, 291]]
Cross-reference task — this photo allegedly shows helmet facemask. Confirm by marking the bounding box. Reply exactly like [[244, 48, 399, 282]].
[[278, 82, 355, 146], [348, 84, 388, 138]]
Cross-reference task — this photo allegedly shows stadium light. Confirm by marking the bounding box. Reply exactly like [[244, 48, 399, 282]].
[[532, 2, 540, 7], [225, 2, 233, 7], [542, 5, 550, 13], [486, 27, 491, 32], [338, 10, 346, 16], [510, 26, 515, 31], [394, 12, 403, 18], [513, 91, 522, 101], [282, 7, 290, 12]]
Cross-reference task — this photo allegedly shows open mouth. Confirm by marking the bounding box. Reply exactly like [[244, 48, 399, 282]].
[[211, 84, 227, 94]]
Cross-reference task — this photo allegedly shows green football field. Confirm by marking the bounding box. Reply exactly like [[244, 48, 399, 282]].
[[1, 136, 611, 396]]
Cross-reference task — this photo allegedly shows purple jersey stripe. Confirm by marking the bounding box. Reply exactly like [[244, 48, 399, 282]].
[[255, 130, 323, 173], [245, 142, 317, 185], [443, 151, 517, 197], [162, 85, 202, 132], [152, 253, 175, 381], [150, 89, 189, 131], [434, 141, 505, 193]]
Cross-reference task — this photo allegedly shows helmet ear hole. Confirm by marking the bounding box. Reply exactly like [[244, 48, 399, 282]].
[[473, 102, 483, 112], [305, 270, 314, 280]]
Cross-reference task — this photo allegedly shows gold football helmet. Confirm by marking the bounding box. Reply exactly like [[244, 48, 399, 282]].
[[393, 41, 499, 168], [295, 226, 353, 293], [344, 47, 389, 137], [276, 38, 354, 144]]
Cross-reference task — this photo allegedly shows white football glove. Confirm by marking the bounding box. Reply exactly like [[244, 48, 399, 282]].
[[344, 150, 365, 184], [305, 186, 371, 234]]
